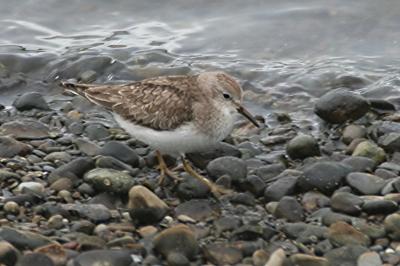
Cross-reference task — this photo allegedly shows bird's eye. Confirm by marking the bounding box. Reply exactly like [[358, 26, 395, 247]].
[[223, 92, 231, 99]]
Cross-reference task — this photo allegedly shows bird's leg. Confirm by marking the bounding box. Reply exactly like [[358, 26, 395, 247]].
[[156, 150, 181, 185], [181, 155, 232, 198]]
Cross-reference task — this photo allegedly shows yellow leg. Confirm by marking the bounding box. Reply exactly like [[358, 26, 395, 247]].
[[181, 157, 232, 198], [156, 150, 181, 185]]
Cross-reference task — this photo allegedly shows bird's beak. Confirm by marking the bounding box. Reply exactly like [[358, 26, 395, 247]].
[[234, 102, 260, 128]]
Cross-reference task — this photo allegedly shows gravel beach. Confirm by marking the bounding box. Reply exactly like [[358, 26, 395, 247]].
[[0, 87, 399, 266]]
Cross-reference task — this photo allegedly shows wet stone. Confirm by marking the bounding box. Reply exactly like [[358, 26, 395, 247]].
[[153, 224, 199, 260], [95, 155, 139, 176], [384, 213, 400, 240], [255, 163, 286, 181], [298, 161, 352, 194], [48, 157, 94, 184], [274, 196, 304, 222], [214, 216, 241, 234], [357, 251, 382, 266], [203, 243, 243, 265], [0, 120, 50, 140], [74, 138, 100, 156], [331, 192, 363, 215], [346, 172, 386, 195], [302, 191, 331, 212], [128, 185, 169, 225], [43, 151, 72, 163], [167, 252, 190, 266], [0, 136, 32, 157], [13, 92, 49, 111], [361, 199, 398, 214], [84, 123, 110, 140], [378, 132, 400, 152], [328, 221, 370, 247], [206, 156, 247, 182], [314, 88, 370, 124], [242, 175, 266, 197], [100, 141, 140, 167], [290, 253, 329, 266], [84, 168, 135, 194], [286, 134, 320, 160], [0, 169, 19, 181], [0, 241, 19, 266], [281, 222, 328, 244], [60, 203, 112, 223]]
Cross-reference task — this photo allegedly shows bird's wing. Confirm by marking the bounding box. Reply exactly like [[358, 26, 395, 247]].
[[61, 76, 195, 130]]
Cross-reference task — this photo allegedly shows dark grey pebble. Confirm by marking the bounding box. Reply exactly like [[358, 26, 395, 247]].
[[286, 134, 320, 160], [241, 175, 266, 197], [324, 245, 368, 266], [346, 172, 386, 195], [60, 203, 112, 223], [281, 222, 328, 244], [330, 192, 363, 215], [16, 253, 54, 266], [341, 156, 376, 172], [48, 157, 94, 184], [206, 156, 247, 182], [298, 161, 352, 194], [100, 141, 140, 167], [96, 155, 139, 176], [70, 249, 137, 266], [177, 173, 211, 200], [67, 121, 84, 135], [187, 142, 240, 169], [378, 132, 400, 152], [0, 226, 52, 250], [84, 122, 110, 140], [255, 163, 286, 181], [362, 200, 398, 214], [369, 98, 396, 111], [264, 172, 298, 202], [167, 252, 190, 266], [229, 192, 256, 206], [203, 243, 243, 265], [233, 224, 277, 241], [84, 168, 135, 194], [214, 217, 242, 234], [274, 196, 304, 222], [13, 92, 49, 111], [74, 138, 100, 156], [314, 88, 370, 124], [0, 136, 31, 158]]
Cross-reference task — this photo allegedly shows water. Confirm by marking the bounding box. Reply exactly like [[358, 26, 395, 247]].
[[1, 0, 400, 125]]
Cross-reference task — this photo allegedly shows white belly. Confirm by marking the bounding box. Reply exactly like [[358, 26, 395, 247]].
[[113, 114, 219, 156]]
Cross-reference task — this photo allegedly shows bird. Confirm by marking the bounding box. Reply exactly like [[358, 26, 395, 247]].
[[61, 71, 260, 196]]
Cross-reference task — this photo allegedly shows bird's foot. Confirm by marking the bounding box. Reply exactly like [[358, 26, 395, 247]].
[[156, 150, 182, 186], [181, 157, 232, 198]]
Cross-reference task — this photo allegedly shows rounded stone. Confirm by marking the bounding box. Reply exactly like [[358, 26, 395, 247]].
[[290, 253, 329, 266], [13, 92, 49, 111], [206, 156, 247, 182], [357, 251, 382, 266], [330, 192, 363, 215], [84, 123, 110, 140], [128, 185, 169, 225], [342, 125, 366, 145], [0, 241, 19, 266], [167, 252, 190, 266], [47, 215, 64, 230], [3, 201, 20, 215], [384, 213, 400, 240], [16, 253, 54, 266], [352, 141, 386, 164], [0, 136, 32, 158], [362, 200, 398, 214], [84, 168, 135, 194], [177, 174, 211, 200], [0, 120, 50, 140], [314, 88, 370, 124], [274, 196, 304, 222], [345, 172, 386, 195], [99, 141, 140, 167], [17, 182, 45, 194], [153, 224, 199, 260], [286, 134, 320, 160], [328, 221, 370, 247]]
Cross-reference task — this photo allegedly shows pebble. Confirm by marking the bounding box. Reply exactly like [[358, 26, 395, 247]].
[[282, 222, 328, 244], [128, 185, 169, 225], [0, 241, 19, 266], [3, 201, 20, 215], [274, 196, 304, 222], [325, 245, 368, 266], [0, 136, 32, 157], [286, 134, 320, 160], [352, 140, 386, 164], [302, 191, 330, 212], [153, 224, 199, 260], [203, 243, 243, 265], [384, 213, 400, 240], [16, 253, 55, 266], [84, 168, 135, 194], [99, 141, 140, 167], [47, 215, 64, 229], [0, 226, 53, 250], [264, 173, 298, 202], [0, 120, 50, 140], [341, 156, 376, 172], [243, 175, 266, 197], [328, 221, 370, 247], [357, 251, 382, 266], [252, 249, 270, 266], [330, 191, 363, 215], [290, 253, 329, 266], [314, 88, 370, 124], [59, 203, 112, 223], [298, 161, 352, 194], [17, 181, 45, 193], [342, 125, 367, 144], [361, 199, 398, 214], [175, 199, 218, 221], [177, 173, 211, 199], [70, 249, 135, 266], [13, 92, 49, 111], [206, 156, 247, 182], [48, 157, 94, 183], [346, 172, 386, 195], [74, 138, 100, 156], [84, 122, 110, 140], [378, 132, 400, 152]]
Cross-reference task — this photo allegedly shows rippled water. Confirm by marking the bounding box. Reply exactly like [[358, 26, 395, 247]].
[[1, 0, 400, 125]]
